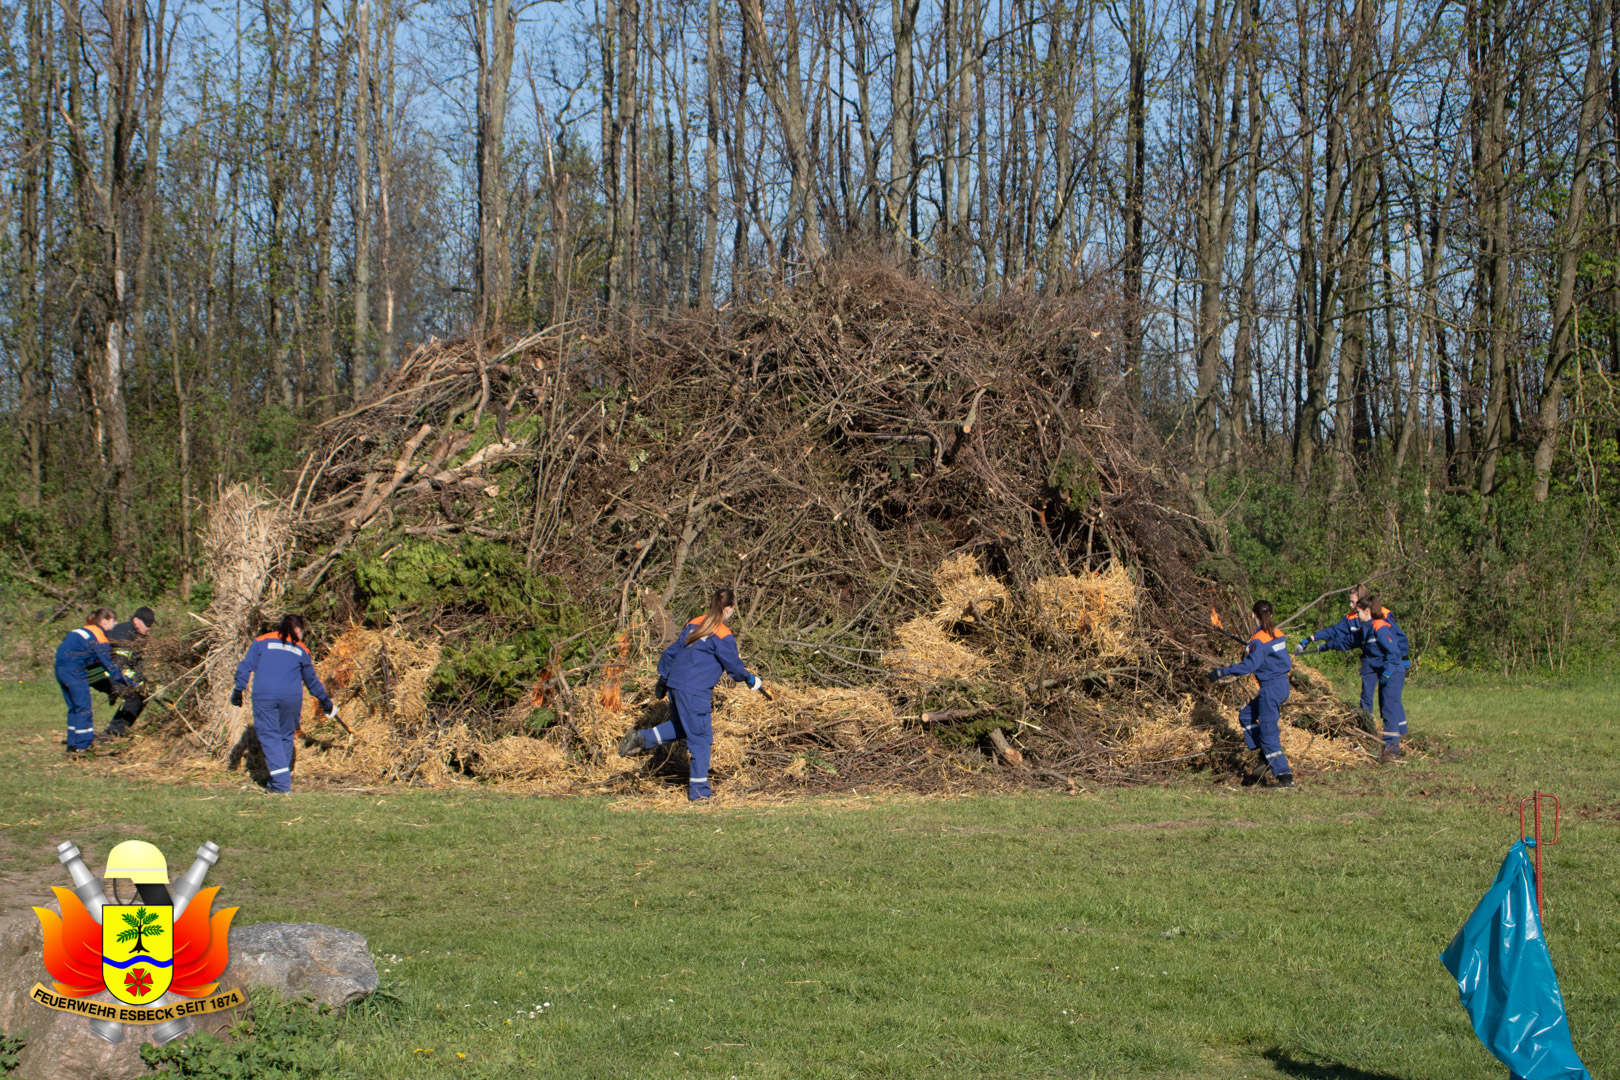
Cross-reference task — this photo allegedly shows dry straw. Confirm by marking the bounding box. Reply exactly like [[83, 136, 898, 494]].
[[932, 553, 1008, 624], [1119, 691, 1366, 771], [716, 683, 900, 758], [199, 483, 290, 754], [1027, 564, 1139, 658], [1121, 694, 1212, 762], [882, 617, 989, 684]]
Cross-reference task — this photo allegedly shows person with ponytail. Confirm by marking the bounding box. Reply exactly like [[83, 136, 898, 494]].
[[1297, 583, 1410, 715], [54, 607, 135, 756], [1309, 594, 1407, 758], [1209, 599, 1295, 788], [618, 588, 766, 801], [232, 614, 337, 793]]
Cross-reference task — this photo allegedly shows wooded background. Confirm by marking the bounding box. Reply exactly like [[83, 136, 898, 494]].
[[1, 0, 1616, 671]]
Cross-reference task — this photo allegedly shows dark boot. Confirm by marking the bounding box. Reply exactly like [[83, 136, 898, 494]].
[[617, 730, 647, 758], [1240, 751, 1268, 786]]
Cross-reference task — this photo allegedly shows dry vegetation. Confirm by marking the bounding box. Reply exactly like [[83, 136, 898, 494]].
[[117, 264, 1378, 796]]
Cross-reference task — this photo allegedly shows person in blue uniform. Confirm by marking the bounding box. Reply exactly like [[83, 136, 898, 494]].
[[1309, 595, 1407, 758], [617, 588, 766, 801], [232, 614, 337, 793], [1210, 600, 1294, 788], [1296, 584, 1408, 712], [55, 608, 135, 756]]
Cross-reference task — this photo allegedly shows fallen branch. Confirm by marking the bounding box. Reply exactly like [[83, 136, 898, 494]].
[[1277, 552, 1429, 630], [988, 727, 1024, 766], [299, 423, 434, 588]]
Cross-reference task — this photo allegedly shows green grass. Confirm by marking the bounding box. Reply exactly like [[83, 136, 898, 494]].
[[1, 677, 1616, 1079]]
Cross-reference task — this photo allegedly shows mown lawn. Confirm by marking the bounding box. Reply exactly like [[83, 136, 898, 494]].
[[0, 677, 1615, 1079]]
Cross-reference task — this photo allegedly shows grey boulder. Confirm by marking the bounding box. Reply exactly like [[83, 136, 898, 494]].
[[221, 922, 379, 1011]]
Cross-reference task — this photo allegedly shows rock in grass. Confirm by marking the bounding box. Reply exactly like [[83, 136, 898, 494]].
[[222, 922, 379, 1011], [0, 912, 377, 1080]]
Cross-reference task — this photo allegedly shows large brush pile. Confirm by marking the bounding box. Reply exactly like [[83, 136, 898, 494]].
[[122, 261, 1378, 794]]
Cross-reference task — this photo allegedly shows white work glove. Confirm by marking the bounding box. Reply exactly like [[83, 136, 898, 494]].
[[324, 701, 339, 721], [1294, 637, 1309, 654], [748, 675, 765, 694]]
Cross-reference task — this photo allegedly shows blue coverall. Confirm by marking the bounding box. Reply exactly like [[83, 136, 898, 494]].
[[1310, 615, 1408, 753], [55, 625, 133, 751], [234, 632, 333, 792], [1364, 619, 1407, 752], [634, 619, 761, 800], [1216, 628, 1294, 780], [1304, 607, 1407, 710]]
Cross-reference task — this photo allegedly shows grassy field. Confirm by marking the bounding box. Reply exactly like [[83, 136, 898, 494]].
[[0, 678, 1615, 1079]]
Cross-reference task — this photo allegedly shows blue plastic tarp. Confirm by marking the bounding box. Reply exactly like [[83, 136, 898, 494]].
[[1440, 840, 1591, 1080]]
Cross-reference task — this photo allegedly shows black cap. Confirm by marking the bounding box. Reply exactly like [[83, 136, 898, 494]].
[[133, 606, 157, 627]]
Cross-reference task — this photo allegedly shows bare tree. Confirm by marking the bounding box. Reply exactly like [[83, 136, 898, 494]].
[[1531, 0, 1609, 501], [742, 0, 824, 269]]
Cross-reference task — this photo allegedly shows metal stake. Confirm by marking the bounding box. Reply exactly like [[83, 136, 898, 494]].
[[1519, 791, 1561, 922]]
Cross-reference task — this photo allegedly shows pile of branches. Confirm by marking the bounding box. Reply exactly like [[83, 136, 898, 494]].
[[139, 259, 1374, 790], [293, 262, 1206, 633]]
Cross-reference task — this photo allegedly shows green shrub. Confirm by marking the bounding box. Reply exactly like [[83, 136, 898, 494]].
[[0, 1031, 22, 1073], [347, 536, 595, 709], [138, 989, 349, 1079], [1212, 452, 1620, 675]]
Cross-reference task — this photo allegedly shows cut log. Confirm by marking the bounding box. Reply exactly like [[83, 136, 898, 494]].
[[989, 727, 1024, 766]]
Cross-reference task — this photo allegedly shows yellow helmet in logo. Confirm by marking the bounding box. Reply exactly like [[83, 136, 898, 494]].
[[103, 840, 170, 884]]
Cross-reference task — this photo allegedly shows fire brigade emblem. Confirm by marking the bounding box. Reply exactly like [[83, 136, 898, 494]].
[[29, 839, 246, 1042], [102, 904, 174, 1004]]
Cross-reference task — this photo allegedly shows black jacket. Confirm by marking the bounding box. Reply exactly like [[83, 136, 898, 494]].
[[106, 621, 145, 675]]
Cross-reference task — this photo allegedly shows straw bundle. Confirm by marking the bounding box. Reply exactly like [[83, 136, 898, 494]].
[[285, 625, 461, 785], [567, 685, 637, 774], [1117, 692, 1366, 772], [1122, 719, 1214, 762], [477, 735, 571, 782], [1121, 695, 1213, 762], [1027, 564, 1138, 657], [1276, 720, 1366, 769], [300, 625, 443, 731], [717, 684, 899, 754], [199, 484, 290, 753], [881, 617, 989, 684], [932, 553, 1008, 624]]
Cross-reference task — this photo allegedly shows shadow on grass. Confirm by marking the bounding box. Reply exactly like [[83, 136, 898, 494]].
[[1263, 1048, 1408, 1080]]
